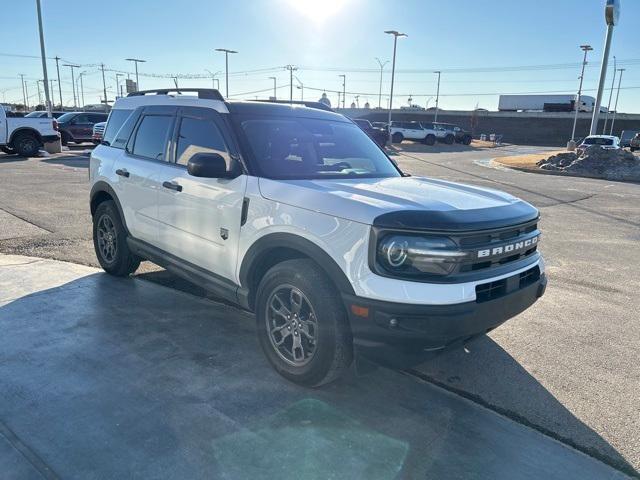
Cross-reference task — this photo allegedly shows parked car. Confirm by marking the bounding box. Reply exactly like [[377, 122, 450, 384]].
[[0, 104, 59, 156], [578, 135, 620, 154], [89, 88, 546, 386], [92, 122, 106, 145], [432, 122, 473, 145], [353, 118, 389, 147], [25, 111, 66, 119], [389, 121, 440, 145], [620, 130, 639, 149], [57, 111, 108, 145], [630, 133, 640, 152]]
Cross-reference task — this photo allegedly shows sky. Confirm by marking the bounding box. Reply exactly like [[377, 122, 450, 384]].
[[1, 0, 639, 112]]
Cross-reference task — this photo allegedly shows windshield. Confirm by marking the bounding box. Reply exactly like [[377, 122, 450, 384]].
[[57, 112, 77, 124], [583, 137, 614, 146], [238, 117, 401, 180]]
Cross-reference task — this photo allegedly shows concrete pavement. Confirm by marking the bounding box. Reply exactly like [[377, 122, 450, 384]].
[[0, 254, 629, 479]]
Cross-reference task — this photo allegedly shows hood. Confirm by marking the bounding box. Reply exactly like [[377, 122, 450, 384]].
[[258, 176, 538, 231]]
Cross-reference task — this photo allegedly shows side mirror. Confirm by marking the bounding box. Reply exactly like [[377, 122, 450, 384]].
[[187, 152, 237, 178]]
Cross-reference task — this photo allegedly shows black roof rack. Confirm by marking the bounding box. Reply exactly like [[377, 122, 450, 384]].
[[251, 99, 333, 112], [127, 88, 224, 101]]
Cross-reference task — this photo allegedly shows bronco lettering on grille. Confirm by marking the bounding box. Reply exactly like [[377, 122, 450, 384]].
[[477, 236, 538, 258]]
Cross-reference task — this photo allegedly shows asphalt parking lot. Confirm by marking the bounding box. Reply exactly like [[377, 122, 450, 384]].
[[0, 142, 639, 478]]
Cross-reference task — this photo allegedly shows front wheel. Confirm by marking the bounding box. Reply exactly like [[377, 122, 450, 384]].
[[423, 134, 436, 146], [256, 259, 353, 387], [462, 135, 472, 145], [444, 134, 455, 145], [92, 200, 141, 276], [391, 132, 403, 144]]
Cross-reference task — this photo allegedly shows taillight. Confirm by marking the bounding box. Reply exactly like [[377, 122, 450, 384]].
[[53, 120, 58, 131]]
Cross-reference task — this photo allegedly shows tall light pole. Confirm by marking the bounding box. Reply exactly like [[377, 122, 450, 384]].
[[338, 74, 346, 109], [286, 65, 298, 102], [115, 73, 123, 98], [215, 49, 237, 98], [268, 76, 277, 99], [54, 56, 62, 109], [433, 71, 441, 122], [375, 57, 389, 109], [49, 79, 56, 108], [570, 44, 593, 146], [609, 68, 625, 135], [78, 71, 86, 109], [602, 55, 617, 133], [384, 30, 407, 144], [35, 0, 52, 116], [63, 64, 80, 108], [125, 58, 146, 91], [18, 74, 27, 109], [100, 64, 108, 108], [590, 0, 620, 135]]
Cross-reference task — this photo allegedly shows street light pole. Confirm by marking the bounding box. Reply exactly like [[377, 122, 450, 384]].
[[338, 74, 346, 109], [215, 49, 238, 98], [18, 74, 27, 109], [268, 76, 277, 99], [590, 0, 620, 135], [63, 64, 79, 108], [570, 45, 593, 144], [35, 0, 52, 116], [434, 71, 441, 122], [115, 73, 123, 99], [602, 55, 617, 133], [609, 68, 625, 135], [384, 30, 407, 145], [375, 57, 388, 109], [100, 64, 108, 107], [125, 58, 146, 92], [54, 56, 62, 108]]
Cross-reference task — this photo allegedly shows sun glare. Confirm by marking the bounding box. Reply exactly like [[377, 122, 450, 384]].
[[286, 0, 348, 23]]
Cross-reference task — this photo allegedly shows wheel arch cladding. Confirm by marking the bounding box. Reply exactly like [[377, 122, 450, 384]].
[[10, 127, 42, 145], [239, 233, 355, 310], [90, 182, 129, 234]]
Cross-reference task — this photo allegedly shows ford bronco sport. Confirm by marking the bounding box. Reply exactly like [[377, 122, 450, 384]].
[[89, 89, 546, 386]]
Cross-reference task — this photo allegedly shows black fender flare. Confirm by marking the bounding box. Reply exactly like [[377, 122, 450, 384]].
[[9, 127, 43, 146], [238, 232, 355, 309], [89, 181, 129, 235]]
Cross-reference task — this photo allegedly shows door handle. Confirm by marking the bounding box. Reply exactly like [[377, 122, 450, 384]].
[[115, 168, 130, 178], [162, 181, 183, 192]]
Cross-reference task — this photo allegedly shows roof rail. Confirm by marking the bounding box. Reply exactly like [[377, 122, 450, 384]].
[[251, 99, 333, 112], [127, 88, 224, 101]]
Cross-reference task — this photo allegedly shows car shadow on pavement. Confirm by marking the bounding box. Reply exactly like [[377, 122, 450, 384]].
[[410, 336, 638, 478], [0, 273, 632, 480], [42, 155, 89, 168], [393, 142, 490, 155]]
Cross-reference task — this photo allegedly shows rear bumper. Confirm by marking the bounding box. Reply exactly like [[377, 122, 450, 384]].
[[343, 268, 546, 351], [42, 134, 60, 143]]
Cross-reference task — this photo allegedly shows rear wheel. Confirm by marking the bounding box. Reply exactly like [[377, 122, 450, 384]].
[[462, 135, 472, 145], [92, 200, 141, 276], [392, 132, 403, 144], [13, 133, 40, 157], [60, 131, 70, 146], [423, 134, 436, 146], [444, 134, 455, 145], [256, 259, 353, 387]]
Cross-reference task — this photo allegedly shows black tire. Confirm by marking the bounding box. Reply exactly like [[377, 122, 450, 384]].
[[1, 146, 16, 155], [255, 259, 353, 387], [423, 134, 436, 146], [444, 134, 455, 145], [462, 135, 472, 145], [13, 133, 40, 157], [391, 132, 403, 144], [631, 147, 637, 152], [92, 200, 140, 276], [60, 131, 70, 146]]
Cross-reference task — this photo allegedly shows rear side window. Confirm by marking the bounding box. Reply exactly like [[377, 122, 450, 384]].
[[89, 114, 107, 123], [103, 109, 133, 148], [175, 117, 228, 166], [131, 115, 174, 161]]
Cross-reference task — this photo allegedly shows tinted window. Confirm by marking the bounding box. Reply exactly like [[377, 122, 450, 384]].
[[74, 114, 90, 123], [583, 137, 613, 146], [103, 109, 133, 147], [132, 115, 173, 161], [175, 117, 228, 166], [89, 114, 107, 123], [57, 112, 76, 123], [239, 117, 400, 180], [354, 119, 371, 129]]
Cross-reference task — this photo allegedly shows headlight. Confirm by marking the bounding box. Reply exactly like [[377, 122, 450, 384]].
[[377, 234, 467, 276]]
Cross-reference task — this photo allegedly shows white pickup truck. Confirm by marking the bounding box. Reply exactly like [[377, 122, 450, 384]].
[[0, 105, 60, 157]]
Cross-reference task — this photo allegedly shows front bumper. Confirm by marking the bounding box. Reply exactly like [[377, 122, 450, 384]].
[[343, 267, 546, 351]]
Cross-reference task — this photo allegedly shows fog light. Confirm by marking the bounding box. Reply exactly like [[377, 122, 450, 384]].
[[389, 318, 398, 328]]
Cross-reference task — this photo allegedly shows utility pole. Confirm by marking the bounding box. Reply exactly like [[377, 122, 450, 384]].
[[590, 0, 620, 135], [338, 74, 346, 109], [384, 30, 407, 144], [36, 80, 43, 105], [268, 76, 277, 99], [49, 79, 56, 108], [570, 44, 593, 146], [602, 56, 617, 134], [54, 56, 62, 109], [100, 64, 108, 108], [79, 72, 85, 108], [609, 68, 625, 135], [35, 0, 52, 116], [375, 57, 389, 109], [215, 49, 237, 98], [115, 73, 123, 99], [63, 64, 80, 108], [286, 65, 298, 102], [19, 74, 27, 109], [434, 71, 441, 122], [125, 58, 146, 92]]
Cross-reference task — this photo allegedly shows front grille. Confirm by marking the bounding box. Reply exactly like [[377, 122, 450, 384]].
[[519, 265, 541, 288], [475, 265, 540, 303], [93, 125, 105, 135]]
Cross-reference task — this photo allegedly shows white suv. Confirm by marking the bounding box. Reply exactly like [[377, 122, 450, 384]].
[[90, 89, 546, 386]]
